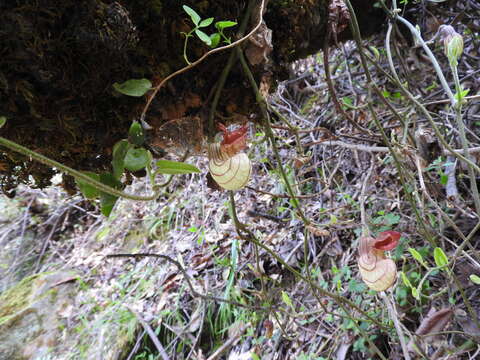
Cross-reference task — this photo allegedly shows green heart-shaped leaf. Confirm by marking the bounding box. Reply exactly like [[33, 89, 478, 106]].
[[408, 248, 424, 264], [195, 29, 211, 45], [124, 148, 150, 172], [113, 79, 152, 97], [128, 121, 145, 146], [470, 274, 480, 285], [76, 171, 100, 199], [99, 173, 123, 217], [210, 33, 221, 48], [112, 139, 131, 179], [199, 17, 214, 28], [156, 159, 200, 174], [215, 21, 237, 30], [433, 247, 449, 269], [183, 5, 201, 26]]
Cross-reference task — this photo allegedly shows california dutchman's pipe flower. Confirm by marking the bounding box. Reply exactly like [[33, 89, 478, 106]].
[[358, 231, 401, 291], [207, 124, 251, 191]]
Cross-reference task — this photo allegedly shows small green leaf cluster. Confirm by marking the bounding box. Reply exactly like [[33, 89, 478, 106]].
[[371, 210, 400, 232], [77, 121, 200, 216], [380, 89, 404, 101], [329, 264, 369, 298], [454, 87, 470, 103], [76, 121, 150, 216], [445, 32, 464, 67], [425, 156, 454, 186], [182, 5, 237, 64], [397, 246, 449, 303]]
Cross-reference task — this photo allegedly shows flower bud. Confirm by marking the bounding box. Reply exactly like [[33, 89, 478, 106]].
[[439, 25, 463, 65]]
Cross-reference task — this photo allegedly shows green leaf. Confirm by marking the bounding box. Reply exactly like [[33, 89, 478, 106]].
[[198, 17, 214, 28], [76, 171, 100, 199], [281, 291, 294, 310], [100, 200, 115, 217], [408, 248, 424, 263], [329, 214, 338, 224], [454, 88, 470, 102], [215, 21, 237, 30], [99, 173, 122, 190], [400, 271, 412, 288], [195, 29, 211, 45], [209, 33, 221, 48], [96, 226, 110, 241], [183, 5, 201, 26], [384, 213, 400, 225], [342, 96, 353, 107], [112, 140, 131, 179], [411, 287, 420, 300], [113, 79, 152, 97], [0, 116, 6, 128], [348, 278, 367, 293], [128, 121, 145, 146], [156, 159, 200, 174], [99, 173, 122, 217], [433, 247, 448, 268], [425, 82, 438, 91], [440, 174, 448, 185], [470, 274, 480, 285], [124, 148, 150, 172], [369, 46, 380, 61]]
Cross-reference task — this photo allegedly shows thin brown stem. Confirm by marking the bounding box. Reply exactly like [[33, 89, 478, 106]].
[[141, 0, 266, 122]]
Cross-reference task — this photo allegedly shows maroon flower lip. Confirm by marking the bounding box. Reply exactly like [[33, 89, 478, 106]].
[[373, 231, 401, 251]]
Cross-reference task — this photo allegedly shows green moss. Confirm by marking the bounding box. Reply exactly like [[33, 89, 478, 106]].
[[48, 288, 59, 302], [0, 274, 40, 325]]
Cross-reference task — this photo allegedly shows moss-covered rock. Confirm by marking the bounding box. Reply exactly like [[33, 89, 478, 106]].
[[0, 271, 78, 360]]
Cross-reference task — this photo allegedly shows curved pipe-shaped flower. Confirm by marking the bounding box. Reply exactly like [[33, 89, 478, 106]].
[[358, 231, 401, 291], [208, 124, 251, 190]]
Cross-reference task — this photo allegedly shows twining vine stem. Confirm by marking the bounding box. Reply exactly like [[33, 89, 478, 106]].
[[0, 136, 158, 201], [235, 46, 310, 225], [207, 0, 257, 142]]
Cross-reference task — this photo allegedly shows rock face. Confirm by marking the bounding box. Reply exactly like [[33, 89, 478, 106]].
[[0, 271, 78, 360], [0, 264, 142, 359], [0, 230, 38, 294], [0, 193, 149, 360]]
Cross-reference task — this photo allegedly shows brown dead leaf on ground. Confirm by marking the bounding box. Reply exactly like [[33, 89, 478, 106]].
[[408, 307, 453, 353]]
